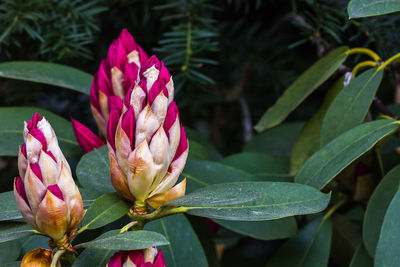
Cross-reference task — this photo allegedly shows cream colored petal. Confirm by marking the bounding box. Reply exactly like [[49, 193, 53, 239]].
[[167, 117, 180, 161], [150, 148, 188, 197], [57, 162, 78, 210], [13, 181, 36, 228], [47, 136, 70, 173], [67, 186, 85, 231], [36, 190, 68, 241], [143, 247, 157, 263], [111, 67, 124, 99], [130, 83, 146, 120], [99, 91, 110, 122], [23, 122, 29, 142], [115, 118, 132, 175], [166, 77, 174, 104], [109, 151, 134, 201], [123, 257, 137, 267], [126, 140, 157, 200], [149, 127, 170, 192], [37, 117, 56, 145], [18, 147, 27, 179], [127, 50, 140, 66], [135, 105, 160, 148], [147, 178, 186, 209], [142, 65, 160, 93], [25, 166, 46, 215], [38, 150, 58, 186], [26, 134, 42, 163], [151, 92, 168, 123], [91, 104, 107, 138]]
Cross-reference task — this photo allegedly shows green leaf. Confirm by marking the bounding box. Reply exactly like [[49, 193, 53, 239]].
[[0, 61, 92, 94], [295, 119, 399, 189], [321, 68, 383, 145], [215, 217, 297, 240], [188, 141, 212, 160], [170, 182, 330, 221], [363, 165, 400, 256], [290, 77, 344, 174], [0, 223, 34, 243], [244, 122, 304, 157], [145, 214, 208, 267], [0, 191, 20, 221], [220, 152, 290, 180], [266, 217, 332, 266], [81, 193, 130, 230], [0, 107, 81, 157], [78, 230, 169, 250], [0, 262, 20, 267], [375, 189, 400, 266], [348, 0, 400, 18], [76, 146, 114, 200], [0, 240, 21, 264], [182, 160, 297, 239], [72, 248, 114, 267], [255, 46, 349, 132], [349, 245, 373, 267]]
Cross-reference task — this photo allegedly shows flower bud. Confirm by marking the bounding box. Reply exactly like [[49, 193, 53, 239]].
[[107, 55, 188, 209], [90, 29, 149, 137], [107, 247, 165, 267], [14, 113, 85, 241], [71, 118, 105, 153], [21, 248, 60, 267]]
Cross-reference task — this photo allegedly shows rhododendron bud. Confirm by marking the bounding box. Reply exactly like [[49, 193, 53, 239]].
[[107, 247, 165, 267], [14, 113, 85, 242], [21, 248, 60, 267], [90, 29, 149, 137], [107, 56, 188, 209], [71, 118, 105, 153]]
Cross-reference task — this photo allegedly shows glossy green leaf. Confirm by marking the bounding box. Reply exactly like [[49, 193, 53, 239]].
[[215, 217, 297, 240], [145, 214, 208, 267], [188, 141, 212, 160], [348, 0, 400, 18], [0, 61, 92, 94], [0, 240, 21, 264], [0, 223, 34, 243], [290, 77, 344, 174], [255, 46, 349, 132], [244, 122, 304, 157], [81, 193, 130, 230], [375, 190, 400, 266], [72, 248, 114, 267], [321, 68, 383, 145], [78, 230, 168, 250], [182, 160, 297, 239], [363, 165, 400, 256], [0, 262, 20, 267], [0, 191, 20, 222], [349, 245, 373, 267], [0, 107, 81, 157], [295, 119, 399, 189], [170, 182, 330, 221], [266, 217, 332, 267], [76, 146, 114, 200], [220, 152, 290, 180]]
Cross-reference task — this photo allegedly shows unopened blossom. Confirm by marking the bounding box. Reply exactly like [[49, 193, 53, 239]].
[[21, 248, 60, 267], [71, 118, 105, 153], [107, 247, 165, 267], [14, 113, 85, 242], [107, 55, 188, 209], [90, 28, 149, 137]]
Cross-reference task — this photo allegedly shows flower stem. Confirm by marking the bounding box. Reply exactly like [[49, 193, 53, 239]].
[[378, 52, 400, 70], [50, 249, 65, 267], [352, 61, 378, 76], [346, 47, 381, 62]]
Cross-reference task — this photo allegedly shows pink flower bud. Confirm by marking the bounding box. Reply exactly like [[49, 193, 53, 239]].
[[90, 29, 149, 137], [107, 56, 188, 209], [71, 118, 105, 153], [107, 247, 165, 267], [14, 113, 85, 241]]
